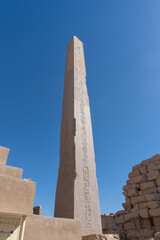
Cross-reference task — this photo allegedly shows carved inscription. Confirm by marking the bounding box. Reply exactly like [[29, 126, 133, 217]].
[[78, 76, 92, 228]]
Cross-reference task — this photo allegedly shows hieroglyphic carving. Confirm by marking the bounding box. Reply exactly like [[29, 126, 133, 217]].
[[77, 74, 92, 228]]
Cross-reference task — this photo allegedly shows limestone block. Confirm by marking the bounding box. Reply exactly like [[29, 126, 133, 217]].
[[141, 158, 150, 166], [139, 166, 147, 175], [128, 188, 138, 197], [139, 202, 148, 209], [155, 232, 160, 238], [126, 229, 140, 239], [115, 210, 125, 216], [153, 217, 160, 232], [150, 154, 160, 162], [0, 146, 9, 165], [123, 185, 128, 191], [139, 187, 157, 196], [156, 179, 160, 186], [148, 201, 160, 209], [115, 216, 125, 224], [130, 195, 145, 205], [148, 162, 160, 172], [140, 229, 154, 238], [128, 169, 140, 179], [147, 171, 160, 181], [24, 215, 82, 240], [125, 197, 131, 205], [130, 174, 146, 184], [126, 179, 131, 185], [139, 208, 149, 218], [132, 163, 142, 171], [0, 175, 36, 214], [123, 191, 128, 197], [157, 187, 160, 193], [140, 181, 156, 190], [131, 204, 139, 212], [145, 194, 160, 201], [0, 165, 23, 178], [134, 218, 141, 231], [143, 218, 152, 230], [122, 203, 131, 210], [124, 212, 139, 222], [101, 215, 115, 231], [149, 208, 160, 217], [124, 221, 136, 230]]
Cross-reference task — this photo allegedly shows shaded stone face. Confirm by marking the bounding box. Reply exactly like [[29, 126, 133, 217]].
[[54, 36, 102, 236]]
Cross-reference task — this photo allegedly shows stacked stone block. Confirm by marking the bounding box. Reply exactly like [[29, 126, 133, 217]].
[[115, 154, 160, 239]]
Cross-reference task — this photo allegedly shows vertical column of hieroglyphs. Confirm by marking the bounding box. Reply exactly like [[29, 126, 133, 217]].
[[73, 36, 102, 235]]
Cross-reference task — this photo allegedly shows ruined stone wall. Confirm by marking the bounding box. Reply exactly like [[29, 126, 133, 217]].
[[102, 154, 160, 240]]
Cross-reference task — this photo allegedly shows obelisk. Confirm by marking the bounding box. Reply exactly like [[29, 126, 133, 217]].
[[54, 36, 102, 236]]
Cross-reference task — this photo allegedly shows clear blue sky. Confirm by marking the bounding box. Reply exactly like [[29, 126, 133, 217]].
[[0, 0, 160, 216]]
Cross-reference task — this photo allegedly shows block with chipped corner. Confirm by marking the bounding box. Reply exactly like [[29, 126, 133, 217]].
[[23, 215, 82, 240], [54, 36, 102, 235], [0, 146, 9, 165]]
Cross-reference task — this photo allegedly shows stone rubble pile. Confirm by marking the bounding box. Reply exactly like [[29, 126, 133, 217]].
[[102, 154, 160, 239], [115, 153, 160, 239]]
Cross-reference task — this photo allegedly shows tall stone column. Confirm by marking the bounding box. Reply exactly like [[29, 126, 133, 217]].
[[54, 36, 102, 236]]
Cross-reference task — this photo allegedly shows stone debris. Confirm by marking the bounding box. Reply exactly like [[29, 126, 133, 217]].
[[102, 154, 160, 239]]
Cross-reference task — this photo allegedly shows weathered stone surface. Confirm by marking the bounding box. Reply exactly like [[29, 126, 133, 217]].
[[0, 175, 36, 214], [82, 234, 120, 240], [148, 201, 160, 209], [143, 218, 152, 230], [130, 195, 145, 205], [139, 187, 157, 196], [101, 215, 115, 232], [140, 229, 154, 238], [130, 174, 146, 184], [126, 229, 140, 239], [149, 208, 160, 217], [150, 154, 160, 162], [141, 158, 150, 166], [115, 216, 125, 224], [128, 169, 140, 178], [139, 202, 148, 209], [145, 194, 160, 201], [139, 166, 147, 175], [128, 188, 138, 197], [0, 146, 9, 165], [24, 216, 82, 240], [0, 164, 23, 178], [132, 163, 142, 171], [153, 217, 160, 232], [124, 212, 139, 222], [147, 170, 160, 181], [155, 232, 160, 238], [54, 36, 102, 235], [124, 221, 136, 230], [140, 181, 156, 190], [139, 208, 149, 218], [156, 178, 160, 186]]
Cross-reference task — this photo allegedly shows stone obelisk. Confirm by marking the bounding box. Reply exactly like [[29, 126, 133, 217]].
[[54, 36, 102, 236]]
